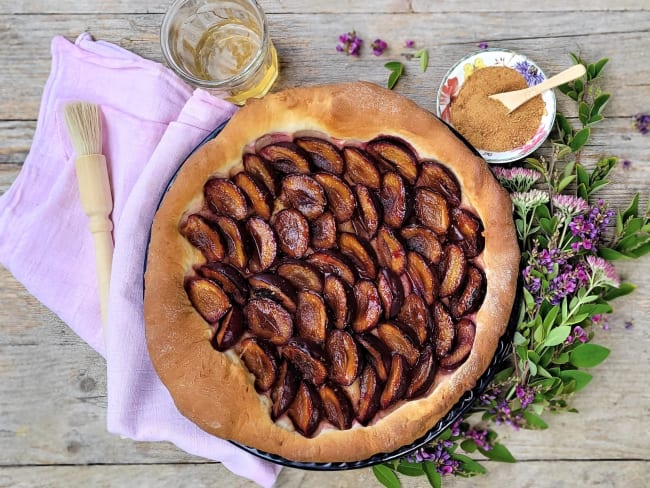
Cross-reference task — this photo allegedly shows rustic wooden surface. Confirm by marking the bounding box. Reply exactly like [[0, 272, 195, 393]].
[[1, 1, 649, 486]]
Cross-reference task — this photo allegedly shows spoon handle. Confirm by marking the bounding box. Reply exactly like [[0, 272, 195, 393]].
[[525, 64, 586, 97]]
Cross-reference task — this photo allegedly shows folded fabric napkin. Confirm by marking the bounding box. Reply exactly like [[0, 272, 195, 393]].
[[0, 33, 280, 487]]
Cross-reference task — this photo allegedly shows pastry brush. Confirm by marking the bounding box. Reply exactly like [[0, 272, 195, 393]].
[[63, 101, 114, 341]]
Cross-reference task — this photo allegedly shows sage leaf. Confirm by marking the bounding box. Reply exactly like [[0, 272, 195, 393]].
[[396, 461, 424, 476], [542, 325, 571, 347], [591, 93, 610, 116], [599, 247, 627, 260], [603, 282, 636, 300], [423, 461, 442, 488], [451, 454, 487, 474], [557, 174, 576, 192], [384, 61, 403, 70], [385, 61, 405, 90], [594, 57, 609, 76], [623, 193, 640, 221], [578, 101, 590, 125], [478, 443, 516, 463], [522, 411, 549, 429], [570, 343, 610, 368], [418, 49, 429, 72], [460, 439, 478, 453], [560, 370, 593, 392], [373, 464, 401, 488], [570, 127, 590, 152]]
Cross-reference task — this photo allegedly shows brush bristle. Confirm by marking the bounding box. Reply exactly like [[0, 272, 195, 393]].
[[63, 102, 102, 156]]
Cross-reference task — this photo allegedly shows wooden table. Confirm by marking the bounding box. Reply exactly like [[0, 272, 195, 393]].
[[1, 1, 648, 486]]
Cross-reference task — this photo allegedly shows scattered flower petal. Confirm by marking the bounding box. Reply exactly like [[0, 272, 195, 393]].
[[478, 41, 488, 49], [634, 113, 650, 135], [371, 38, 388, 56], [622, 159, 632, 169], [624, 320, 634, 329], [336, 30, 363, 56], [405, 39, 415, 48]]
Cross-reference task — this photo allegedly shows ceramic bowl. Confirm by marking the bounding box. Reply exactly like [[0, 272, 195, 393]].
[[436, 49, 556, 164]]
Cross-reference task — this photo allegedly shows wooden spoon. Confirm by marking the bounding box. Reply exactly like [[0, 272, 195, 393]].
[[489, 64, 586, 113]]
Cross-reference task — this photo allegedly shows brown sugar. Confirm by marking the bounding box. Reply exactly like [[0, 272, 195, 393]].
[[450, 66, 544, 152]]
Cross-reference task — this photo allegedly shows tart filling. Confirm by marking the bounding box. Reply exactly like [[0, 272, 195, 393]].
[[144, 82, 520, 462]]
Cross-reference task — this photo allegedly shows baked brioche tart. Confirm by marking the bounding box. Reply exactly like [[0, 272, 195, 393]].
[[144, 82, 520, 463]]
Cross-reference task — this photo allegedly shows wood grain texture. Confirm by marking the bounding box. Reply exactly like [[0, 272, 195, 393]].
[[1, 1, 649, 486]]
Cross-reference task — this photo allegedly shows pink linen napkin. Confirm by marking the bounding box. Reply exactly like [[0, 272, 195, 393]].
[[0, 33, 280, 487]]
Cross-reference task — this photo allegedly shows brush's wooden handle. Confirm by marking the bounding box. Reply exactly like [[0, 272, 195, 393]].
[[75, 154, 114, 337]]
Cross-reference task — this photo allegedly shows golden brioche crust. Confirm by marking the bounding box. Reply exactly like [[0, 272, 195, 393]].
[[144, 82, 520, 462]]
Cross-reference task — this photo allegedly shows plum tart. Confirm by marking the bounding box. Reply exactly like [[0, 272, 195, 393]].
[[144, 82, 519, 463]]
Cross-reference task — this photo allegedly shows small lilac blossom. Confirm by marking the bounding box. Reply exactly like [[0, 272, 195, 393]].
[[634, 113, 650, 135], [465, 427, 493, 451], [405, 39, 415, 48], [566, 325, 588, 345], [515, 385, 535, 409], [371, 38, 388, 56], [491, 399, 525, 430], [492, 166, 542, 192], [569, 199, 615, 252], [514, 60, 545, 86], [336, 31, 363, 56], [591, 313, 610, 330], [587, 255, 620, 287], [407, 440, 460, 475], [625, 320, 634, 329], [552, 194, 589, 219], [478, 41, 488, 49], [480, 386, 501, 406], [622, 159, 632, 169], [511, 189, 549, 212]]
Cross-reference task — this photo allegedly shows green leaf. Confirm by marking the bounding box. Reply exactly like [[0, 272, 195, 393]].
[[422, 461, 442, 488], [628, 242, 650, 258], [564, 312, 590, 326], [385, 61, 404, 90], [522, 411, 549, 429], [576, 164, 589, 187], [451, 454, 487, 474], [578, 101, 590, 125], [599, 247, 627, 260], [573, 78, 584, 97], [460, 439, 478, 453], [543, 306, 560, 332], [587, 179, 609, 195], [384, 61, 403, 70], [555, 113, 573, 139], [594, 57, 609, 77], [373, 464, 401, 488], [478, 443, 516, 463], [396, 461, 425, 476], [568, 52, 582, 66], [563, 160, 576, 178], [560, 370, 593, 392], [414, 49, 429, 72], [493, 366, 514, 384], [587, 63, 596, 79], [542, 325, 572, 347], [603, 282, 636, 300], [514, 331, 527, 346], [553, 352, 570, 364], [591, 93, 610, 116], [623, 193, 640, 221], [587, 114, 604, 126], [570, 343, 610, 368], [570, 127, 590, 152]]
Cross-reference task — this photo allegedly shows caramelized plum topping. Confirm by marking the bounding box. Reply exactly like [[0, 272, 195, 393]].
[[282, 339, 328, 386], [367, 138, 419, 184], [239, 337, 278, 392], [377, 267, 405, 319], [232, 172, 272, 220], [379, 354, 410, 409], [400, 225, 442, 265], [414, 188, 449, 235], [310, 211, 337, 249], [244, 297, 294, 345], [323, 275, 353, 330], [450, 207, 485, 258], [439, 243, 467, 297], [405, 251, 438, 306], [243, 152, 278, 197], [205, 178, 248, 220], [376, 322, 420, 366], [338, 232, 377, 279], [248, 273, 298, 313], [374, 226, 407, 275], [211, 305, 244, 351], [272, 208, 310, 259], [416, 162, 461, 207], [259, 141, 311, 175], [353, 185, 382, 239], [307, 250, 357, 287], [186, 277, 231, 323], [406, 345, 437, 399], [450, 264, 486, 319], [271, 360, 300, 420], [246, 217, 277, 272], [356, 364, 381, 425], [397, 293, 430, 345], [287, 381, 322, 437], [380, 172, 409, 229], [296, 291, 329, 344], [342, 147, 381, 189], [432, 301, 455, 358], [213, 215, 248, 271], [319, 384, 354, 430], [180, 214, 225, 262], [356, 333, 392, 382], [276, 260, 324, 293], [439, 319, 476, 369], [314, 172, 356, 223], [326, 329, 362, 386], [199, 262, 248, 305], [352, 280, 382, 333], [280, 174, 326, 219], [295, 137, 345, 175]]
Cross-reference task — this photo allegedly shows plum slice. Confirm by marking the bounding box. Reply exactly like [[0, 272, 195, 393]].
[[405, 251, 438, 306], [213, 215, 248, 271], [248, 273, 298, 313], [439, 319, 476, 369], [338, 232, 377, 280], [353, 184, 382, 239], [295, 137, 345, 175], [414, 188, 449, 235], [232, 171, 272, 220], [246, 217, 277, 273], [356, 364, 381, 425], [450, 207, 485, 258], [374, 226, 407, 275], [258, 141, 311, 175], [397, 293, 430, 345], [272, 208, 310, 259], [287, 381, 322, 437], [310, 211, 337, 250], [276, 259, 324, 293], [280, 174, 326, 219], [199, 262, 248, 306], [326, 329, 362, 386], [282, 339, 328, 386], [204, 178, 248, 220], [271, 360, 300, 420], [307, 250, 357, 287], [180, 214, 225, 263], [239, 337, 278, 392], [450, 264, 486, 319], [356, 333, 391, 382], [405, 344, 437, 398], [314, 172, 356, 223], [323, 275, 353, 330], [367, 137, 419, 184], [432, 301, 455, 358], [379, 354, 410, 409], [342, 147, 381, 189], [439, 243, 467, 297], [377, 267, 404, 319], [416, 162, 461, 207], [400, 225, 442, 264], [211, 304, 244, 351], [296, 291, 329, 344], [352, 280, 382, 333], [186, 277, 231, 324], [243, 152, 277, 197], [380, 171, 409, 229], [319, 383, 354, 430], [244, 297, 294, 345], [376, 322, 420, 367]]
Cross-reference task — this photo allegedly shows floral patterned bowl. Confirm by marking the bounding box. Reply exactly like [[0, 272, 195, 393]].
[[436, 49, 556, 164]]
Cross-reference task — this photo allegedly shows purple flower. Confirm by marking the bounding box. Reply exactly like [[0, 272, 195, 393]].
[[622, 159, 632, 169], [478, 41, 488, 49], [514, 60, 545, 86], [625, 320, 634, 329], [569, 200, 615, 253], [491, 399, 525, 430], [405, 39, 415, 48], [566, 325, 588, 344], [634, 113, 650, 135], [407, 440, 460, 475], [516, 385, 535, 409], [336, 31, 363, 56], [371, 38, 388, 56]]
